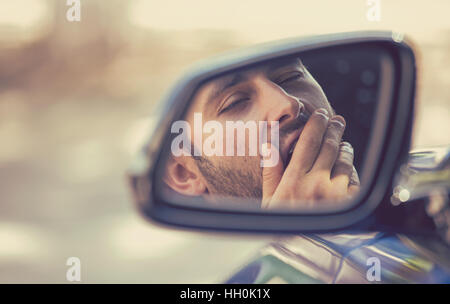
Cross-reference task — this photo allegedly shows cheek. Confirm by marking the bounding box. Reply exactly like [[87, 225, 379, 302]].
[[221, 108, 265, 156], [207, 155, 260, 176], [199, 121, 260, 157], [223, 126, 259, 156]]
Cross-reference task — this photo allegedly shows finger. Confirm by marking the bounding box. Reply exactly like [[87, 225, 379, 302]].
[[347, 166, 360, 197], [285, 108, 329, 177], [348, 185, 360, 197], [331, 142, 354, 190], [349, 166, 360, 186], [261, 143, 284, 207], [312, 115, 346, 173]]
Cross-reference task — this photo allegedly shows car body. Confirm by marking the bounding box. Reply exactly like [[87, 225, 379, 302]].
[[226, 146, 450, 283]]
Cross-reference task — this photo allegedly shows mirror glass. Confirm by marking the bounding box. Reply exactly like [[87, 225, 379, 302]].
[[154, 44, 394, 212]]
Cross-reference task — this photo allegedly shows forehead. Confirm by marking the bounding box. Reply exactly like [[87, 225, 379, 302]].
[[187, 57, 304, 116], [208, 57, 304, 89]]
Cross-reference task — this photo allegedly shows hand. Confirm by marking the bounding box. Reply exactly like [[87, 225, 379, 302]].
[[262, 108, 360, 210]]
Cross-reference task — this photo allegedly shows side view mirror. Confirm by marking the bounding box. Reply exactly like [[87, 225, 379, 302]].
[[128, 31, 416, 233]]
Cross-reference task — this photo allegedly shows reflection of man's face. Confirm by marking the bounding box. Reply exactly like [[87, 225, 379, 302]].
[[166, 58, 334, 202]]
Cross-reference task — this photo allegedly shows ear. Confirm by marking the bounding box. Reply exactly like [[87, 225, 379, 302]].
[[163, 156, 207, 196]]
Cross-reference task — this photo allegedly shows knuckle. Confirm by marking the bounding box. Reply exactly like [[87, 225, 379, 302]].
[[334, 162, 353, 178], [323, 138, 339, 150], [339, 141, 354, 154], [337, 151, 353, 164], [311, 188, 326, 200], [330, 115, 346, 127], [327, 117, 346, 136], [309, 178, 328, 199]]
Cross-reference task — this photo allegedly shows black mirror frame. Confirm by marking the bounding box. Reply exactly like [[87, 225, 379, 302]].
[[128, 31, 416, 233]]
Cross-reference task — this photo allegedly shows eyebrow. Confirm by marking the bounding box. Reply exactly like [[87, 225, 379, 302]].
[[205, 72, 248, 113], [202, 58, 305, 114]]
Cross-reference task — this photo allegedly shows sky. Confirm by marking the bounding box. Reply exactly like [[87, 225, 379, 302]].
[[127, 0, 450, 43], [1, 1, 449, 44]]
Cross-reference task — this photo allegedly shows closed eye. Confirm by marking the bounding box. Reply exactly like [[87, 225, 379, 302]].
[[219, 97, 250, 115], [276, 71, 304, 85]]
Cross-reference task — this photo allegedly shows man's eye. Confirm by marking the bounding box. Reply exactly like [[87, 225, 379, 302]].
[[219, 98, 249, 114], [277, 72, 303, 85]]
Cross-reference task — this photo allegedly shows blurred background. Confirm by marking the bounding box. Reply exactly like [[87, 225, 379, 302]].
[[0, 0, 449, 283]]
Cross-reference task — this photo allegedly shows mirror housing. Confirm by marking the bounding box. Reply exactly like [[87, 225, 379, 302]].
[[128, 31, 416, 233]]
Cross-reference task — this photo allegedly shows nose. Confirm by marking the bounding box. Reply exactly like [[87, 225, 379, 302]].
[[259, 79, 304, 126]]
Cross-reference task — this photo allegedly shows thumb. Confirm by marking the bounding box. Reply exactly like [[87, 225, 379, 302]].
[[261, 143, 284, 207]]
